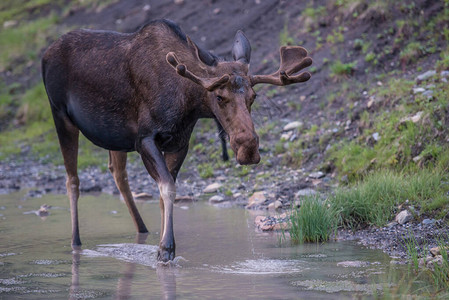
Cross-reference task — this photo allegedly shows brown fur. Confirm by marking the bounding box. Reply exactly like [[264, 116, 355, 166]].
[[42, 19, 311, 262]]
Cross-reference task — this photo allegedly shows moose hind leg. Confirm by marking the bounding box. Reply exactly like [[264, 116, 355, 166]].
[[108, 151, 148, 233], [52, 111, 82, 248]]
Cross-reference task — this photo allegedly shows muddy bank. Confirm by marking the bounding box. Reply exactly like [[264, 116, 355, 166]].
[[338, 221, 448, 260]]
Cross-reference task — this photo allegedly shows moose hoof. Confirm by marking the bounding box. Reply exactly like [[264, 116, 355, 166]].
[[157, 246, 175, 262]]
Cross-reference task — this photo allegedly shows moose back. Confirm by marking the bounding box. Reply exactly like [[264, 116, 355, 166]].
[[42, 19, 312, 262]]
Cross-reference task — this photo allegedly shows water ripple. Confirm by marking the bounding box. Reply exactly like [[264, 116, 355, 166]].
[[213, 259, 309, 275]]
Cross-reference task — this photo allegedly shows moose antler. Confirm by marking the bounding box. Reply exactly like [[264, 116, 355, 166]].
[[250, 46, 312, 86], [166, 52, 229, 91]]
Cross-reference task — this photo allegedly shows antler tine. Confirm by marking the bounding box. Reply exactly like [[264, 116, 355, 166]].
[[166, 52, 229, 91], [250, 46, 312, 86]]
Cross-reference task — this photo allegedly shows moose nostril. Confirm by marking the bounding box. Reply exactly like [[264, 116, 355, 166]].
[[234, 132, 258, 146]]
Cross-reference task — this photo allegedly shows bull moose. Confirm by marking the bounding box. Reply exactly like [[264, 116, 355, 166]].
[[42, 19, 312, 262]]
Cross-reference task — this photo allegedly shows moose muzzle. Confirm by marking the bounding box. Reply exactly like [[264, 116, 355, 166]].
[[231, 132, 260, 165]]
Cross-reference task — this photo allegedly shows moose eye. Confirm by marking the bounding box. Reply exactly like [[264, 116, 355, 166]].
[[216, 95, 223, 102]]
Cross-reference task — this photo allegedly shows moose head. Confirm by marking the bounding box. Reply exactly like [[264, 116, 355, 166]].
[[166, 31, 312, 165]]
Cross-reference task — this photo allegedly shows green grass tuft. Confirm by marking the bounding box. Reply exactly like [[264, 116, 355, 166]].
[[290, 195, 337, 243], [331, 170, 447, 228]]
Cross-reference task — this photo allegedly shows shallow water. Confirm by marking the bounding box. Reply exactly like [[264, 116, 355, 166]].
[[0, 192, 421, 299]]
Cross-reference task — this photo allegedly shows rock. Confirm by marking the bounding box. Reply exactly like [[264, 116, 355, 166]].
[[255, 215, 289, 231], [208, 195, 225, 204], [132, 192, 153, 201], [386, 221, 397, 228], [422, 90, 433, 99], [430, 246, 449, 257], [213, 8, 221, 14], [416, 70, 436, 82], [412, 155, 422, 162], [400, 111, 423, 125], [395, 210, 413, 225], [174, 195, 195, 203], [273, 222, 290, 231], [233, 192, 242, 198], [274, 200, 283, 209], [430, 247, 441, 256], [255, 215, 265, 225], [411, 111, 423, 123], [426, 255, 444, 269], [283, 121, 303, 131], [295, 188, 317, 198], [246, 191, 267, 209], [308, 171, 325, 179], [413, 87, 426, 94], [203, 183, 222, 193], [174, 0, 184, 4], [3, 20, 17, 28], [280, 131, 293, 141], [38, 204, 50, 217], [422, 218, 435, 226], [267, 202, 275, 210], [372, 132, 380, 141], [255, 215, 274, 231], [441, 70, 449, 78]]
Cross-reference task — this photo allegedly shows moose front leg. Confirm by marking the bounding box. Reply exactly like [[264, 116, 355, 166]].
[[138, 136, 177, 262]]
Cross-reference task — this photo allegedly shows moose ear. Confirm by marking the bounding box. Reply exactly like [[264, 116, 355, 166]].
[[187, 36, 217, 66], [232, 30, 251, 64]]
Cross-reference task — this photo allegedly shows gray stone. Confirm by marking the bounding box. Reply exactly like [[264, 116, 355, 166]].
[[203, 183, 222, 193], [274, 200, 283, 209], [295, 188, 317, 198], [395, 210, 413, 225], [3, 20, 18, 29], [413, 87, 425, 94], [441, 70, 449, 78], [422, 218, 435, 225], [430, 246, 449, 257], [280, 131, 293, 141], [386, 221, 398, 228], [422, 90, 433, 99], [416, 70, 436, 82], [372, 132, 380, 141], [132, 192, 153, 201], [412, 155, 422, 162], [283, 121, 303, 131], [308, 171, 325, 179], [208, 195, 225, 204], [233, 192, 242, 198], [246, 191, 267, 209]]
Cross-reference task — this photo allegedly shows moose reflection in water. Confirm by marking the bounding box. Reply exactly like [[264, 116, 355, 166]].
[[69, 233, 177, 300], [42, 19, 312, 262]]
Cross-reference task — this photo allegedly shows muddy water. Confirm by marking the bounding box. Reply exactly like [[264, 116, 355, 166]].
[[0, 192, 418, 299]]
